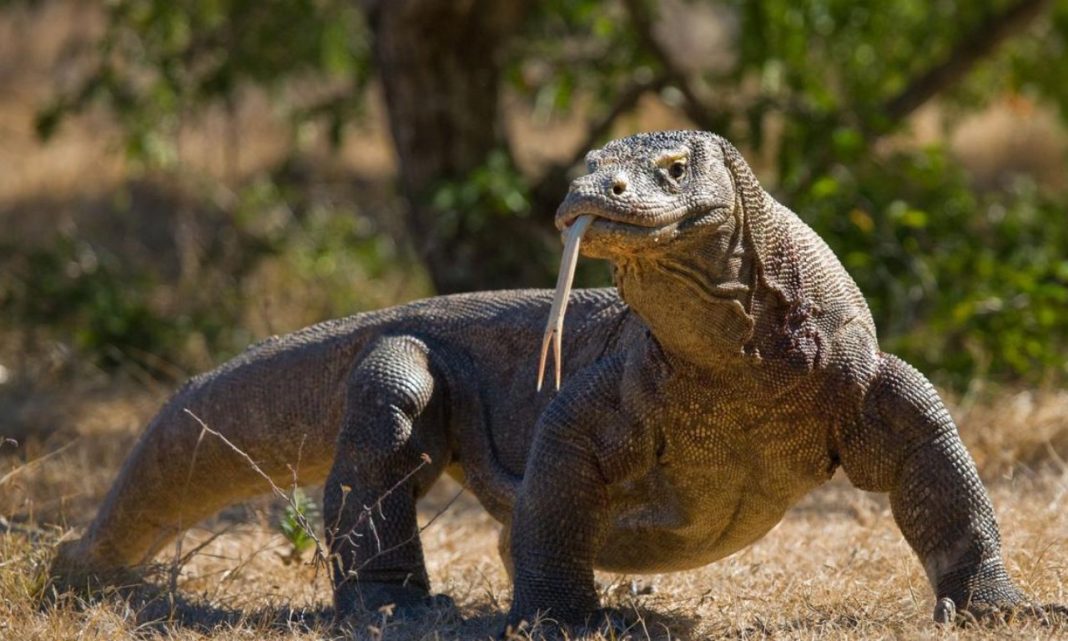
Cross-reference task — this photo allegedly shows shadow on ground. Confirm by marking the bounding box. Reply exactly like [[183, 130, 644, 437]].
[[42, 575, 705, 640]]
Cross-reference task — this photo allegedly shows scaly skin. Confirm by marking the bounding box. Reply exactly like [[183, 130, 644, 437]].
[[53, 131, 1062, 631]]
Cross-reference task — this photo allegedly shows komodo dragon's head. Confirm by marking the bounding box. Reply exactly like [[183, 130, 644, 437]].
[[555, 130, 740, 259], [537, 130, 755, 390]]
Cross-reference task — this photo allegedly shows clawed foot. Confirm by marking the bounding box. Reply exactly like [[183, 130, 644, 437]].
[[334, 582, 459, 628], [934, 596, 1068, 627], [502, 608, 633, 640]]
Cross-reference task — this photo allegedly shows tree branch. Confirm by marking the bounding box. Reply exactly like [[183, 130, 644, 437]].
[[882, 0, 1052, 123], [789, 0, 1053, 197]]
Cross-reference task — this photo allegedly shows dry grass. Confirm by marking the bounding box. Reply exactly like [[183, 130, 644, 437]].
[[1, 378, 1066, 641]]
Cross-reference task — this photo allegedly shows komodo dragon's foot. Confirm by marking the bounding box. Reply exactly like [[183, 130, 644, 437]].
[[934, 595, 1068, 627], [333, 581, 458, 626]]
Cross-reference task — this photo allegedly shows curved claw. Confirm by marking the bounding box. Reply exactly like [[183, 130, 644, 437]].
[[536, 215, 594, 391], [933, 597, 957, 625]]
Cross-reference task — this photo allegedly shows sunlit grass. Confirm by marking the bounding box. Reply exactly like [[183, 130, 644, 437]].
[[1, 381, 1066, 640]]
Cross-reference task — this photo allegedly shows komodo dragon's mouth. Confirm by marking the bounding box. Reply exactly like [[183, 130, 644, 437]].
[[536, 203, 729, 390], [558, 208, 664, 229], [535, 208, 700, 391]]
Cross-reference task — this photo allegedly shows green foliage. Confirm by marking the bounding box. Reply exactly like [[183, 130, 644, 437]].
[[0, 175, 423, 373], [279, 488, 321, 558], [1, 233, 186, 370], [510, 1, 655, 120], [37, 0, 372, 166], [797, 146, 1068, 386], [965, 1, 1068, 125], [27, 0, 1068, 387], [674, 0, 1068, 385], [430, 150, 532, 236], [726, 0, 1067, 186], [276, 192, 430, 317]]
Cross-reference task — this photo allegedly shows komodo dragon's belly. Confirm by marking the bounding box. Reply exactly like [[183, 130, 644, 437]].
[[595, 401, 837, 574]]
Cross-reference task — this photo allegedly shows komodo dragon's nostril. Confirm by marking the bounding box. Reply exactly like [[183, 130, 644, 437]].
[[612, 175, 628, 195]]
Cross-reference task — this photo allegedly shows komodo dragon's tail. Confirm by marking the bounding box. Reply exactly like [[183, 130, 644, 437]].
[[49, 320, 371, 590], [49, 303, 526, 591]]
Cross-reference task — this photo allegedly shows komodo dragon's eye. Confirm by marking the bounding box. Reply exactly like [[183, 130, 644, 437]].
[[668, 161, 686, 180]]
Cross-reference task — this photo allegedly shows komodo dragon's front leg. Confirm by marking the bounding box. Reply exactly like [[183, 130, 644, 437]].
[[324, 335, 453, 619], [839, 353, 1062, 624], [507, 355, 656, 629]]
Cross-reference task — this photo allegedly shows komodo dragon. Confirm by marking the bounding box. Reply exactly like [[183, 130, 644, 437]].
[[54, 130, 1063, 631]]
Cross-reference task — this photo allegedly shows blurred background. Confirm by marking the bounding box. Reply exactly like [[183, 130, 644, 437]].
[[1, 0, 1067, 437]]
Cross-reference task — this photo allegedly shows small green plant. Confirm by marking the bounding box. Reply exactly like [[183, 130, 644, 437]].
[[278, 487, 321, 563]]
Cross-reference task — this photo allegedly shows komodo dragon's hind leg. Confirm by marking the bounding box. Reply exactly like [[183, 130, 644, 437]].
[[324, 335, 452, 620]]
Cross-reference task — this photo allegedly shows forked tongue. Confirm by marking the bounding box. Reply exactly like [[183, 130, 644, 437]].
[[537, 214, 594, 391]]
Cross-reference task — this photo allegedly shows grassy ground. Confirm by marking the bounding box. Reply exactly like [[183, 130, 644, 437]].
[[0, 380, 1066, 640]]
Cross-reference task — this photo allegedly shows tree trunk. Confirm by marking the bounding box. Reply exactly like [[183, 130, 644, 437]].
[[365, 0, 552, 293]]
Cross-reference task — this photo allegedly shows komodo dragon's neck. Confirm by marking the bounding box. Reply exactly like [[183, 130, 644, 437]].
[[611, 193, 795, 373]]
